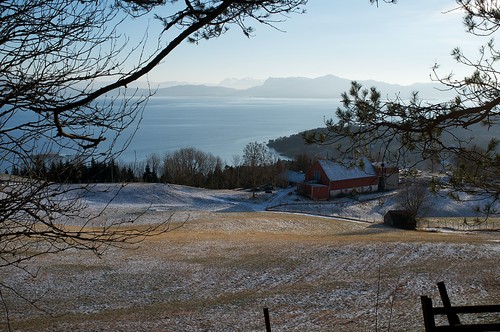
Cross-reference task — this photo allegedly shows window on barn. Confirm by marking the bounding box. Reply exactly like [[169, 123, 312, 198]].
[[313, 171, 320, 181]]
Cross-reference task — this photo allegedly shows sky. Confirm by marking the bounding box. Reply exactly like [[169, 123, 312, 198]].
[[133, 1, 487, 86]]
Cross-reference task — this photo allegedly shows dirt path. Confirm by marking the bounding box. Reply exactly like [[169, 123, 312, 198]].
[[2, 211, 499, 331]]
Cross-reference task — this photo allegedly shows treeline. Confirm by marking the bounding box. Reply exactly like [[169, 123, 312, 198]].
[[138, 146, 292, 190], [17, 146, 312, 190], [12, 156, 135, 183]]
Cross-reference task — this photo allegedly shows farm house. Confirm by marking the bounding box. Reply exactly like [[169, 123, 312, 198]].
[[298, 158, 381, 200]]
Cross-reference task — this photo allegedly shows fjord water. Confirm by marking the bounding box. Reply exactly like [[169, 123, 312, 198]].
[[116, 97, 339, 164]]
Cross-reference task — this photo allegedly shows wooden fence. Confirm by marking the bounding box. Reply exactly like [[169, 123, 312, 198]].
[[418, 218, 500, 232], [262, 282, 500, 331], [421, 282, 500, 331]]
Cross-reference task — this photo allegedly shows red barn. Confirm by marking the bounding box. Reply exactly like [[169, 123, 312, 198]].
[[298, 158, 379, 200]]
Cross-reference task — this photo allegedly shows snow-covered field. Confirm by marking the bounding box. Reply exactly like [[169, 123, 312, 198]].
[[78, 182, 499, 227], [2, 183, 499, 331]]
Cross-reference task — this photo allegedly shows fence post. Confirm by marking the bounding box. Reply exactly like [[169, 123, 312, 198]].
[[437, 281, 461, 326], [421, 296, 436, 332], [263, 307, 271, 332]]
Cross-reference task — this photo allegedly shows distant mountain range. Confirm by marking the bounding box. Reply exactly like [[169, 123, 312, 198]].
[[143, 75, 455, 100]]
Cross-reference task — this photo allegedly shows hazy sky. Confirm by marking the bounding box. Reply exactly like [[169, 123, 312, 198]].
[[138, 1, 485, 86]]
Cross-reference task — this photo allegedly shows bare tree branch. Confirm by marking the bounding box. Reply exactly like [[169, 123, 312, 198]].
[[1, 0, 306, 324]]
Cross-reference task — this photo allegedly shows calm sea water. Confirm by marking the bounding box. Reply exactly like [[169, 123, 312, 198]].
[[114, 97, 340, 164]]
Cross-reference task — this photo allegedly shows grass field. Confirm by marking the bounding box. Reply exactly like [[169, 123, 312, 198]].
[[2, 209, 499, 331]]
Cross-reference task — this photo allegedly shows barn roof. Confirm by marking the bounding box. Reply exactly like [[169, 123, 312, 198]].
[[318, 158, 377, 182]]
